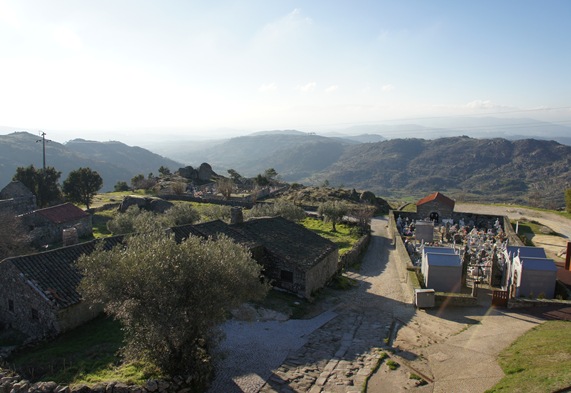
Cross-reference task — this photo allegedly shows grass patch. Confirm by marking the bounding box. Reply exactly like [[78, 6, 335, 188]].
[[92, 209, 117, 238], [487, 320, 571, 393], [361, 351, 388, 393], [328, 274, 358, 290], [386, 359, 400, 370], [301, 217, 360, 255], [8, 316, 162, 386], [408, 270, 422, 289]]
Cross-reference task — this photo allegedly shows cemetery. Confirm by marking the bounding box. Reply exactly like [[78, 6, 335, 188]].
[[391, 192, 561, 306]]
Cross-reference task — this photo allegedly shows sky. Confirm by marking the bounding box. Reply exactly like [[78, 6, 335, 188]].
[[1, 0, 571, 143]]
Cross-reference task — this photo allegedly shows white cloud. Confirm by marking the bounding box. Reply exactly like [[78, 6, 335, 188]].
[[324, 85, 338, 93], [52, 26, 83, 51], [381, 84, 395, 92], [259, 82, 277, 92], [257, 8, 312, 43], [297, 81, 316, 93]]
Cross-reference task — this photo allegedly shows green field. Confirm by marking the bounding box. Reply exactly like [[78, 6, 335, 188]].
[[488, 320, 571, 393], [300, 217, 362, 255], [8, 316, 161, 386]]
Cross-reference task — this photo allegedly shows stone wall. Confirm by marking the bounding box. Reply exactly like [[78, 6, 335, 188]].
[[24, 215, 93, 247], [417, 200, 454, 221], [388, 212, 416, 301], [0, 261, 59, 338], [305, 250, 339, 298], [435, 293, 478, 307], [0, 196, 37, 216], [338, 234, 370, 271], [0, 368, 206, 393]]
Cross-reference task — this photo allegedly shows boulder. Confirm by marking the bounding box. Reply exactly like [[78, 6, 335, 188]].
[[198, 163, 214, 181], [118, 196, 173, 214]]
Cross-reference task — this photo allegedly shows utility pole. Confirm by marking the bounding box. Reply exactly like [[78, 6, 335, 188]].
[[36, 131, 50, 170]]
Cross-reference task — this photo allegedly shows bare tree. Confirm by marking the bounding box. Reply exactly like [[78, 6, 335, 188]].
[[217, 178, 235, 200]]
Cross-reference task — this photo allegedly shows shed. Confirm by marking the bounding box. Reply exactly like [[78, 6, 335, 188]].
[[421, 252, 462, 293], [19, 203, 92, 247], [512, 256, 557, 299], [416, 192, 455, 223]]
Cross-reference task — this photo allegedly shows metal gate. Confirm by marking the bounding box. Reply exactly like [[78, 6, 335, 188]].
[[492, 290, 509, 307]]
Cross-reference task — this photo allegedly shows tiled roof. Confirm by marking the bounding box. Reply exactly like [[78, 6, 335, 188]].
[[416, 192, 455, 208], [233, 216, 338, 271], [170, 220, 259, 248], [29, 202, 89, 224], [0, 181, 33, 199], [3, 236, 124, 309]]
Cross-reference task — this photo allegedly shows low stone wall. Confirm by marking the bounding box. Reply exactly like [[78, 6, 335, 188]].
[[162, 194, 254, 208], [435, 293, 478, 307], [508, 297, 571, 309], [0, 368, 205, 393], [339, 234, 371, 270], [388, 212, 416, 301]]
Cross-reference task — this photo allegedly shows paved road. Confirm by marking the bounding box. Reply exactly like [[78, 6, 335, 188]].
[[210, 215, 546, 392]]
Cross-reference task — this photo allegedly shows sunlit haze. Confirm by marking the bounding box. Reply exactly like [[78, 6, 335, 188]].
[[1, 0, 570, 144]]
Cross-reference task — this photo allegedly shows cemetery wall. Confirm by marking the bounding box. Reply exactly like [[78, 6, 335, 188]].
[[435, 293, 478, 307]]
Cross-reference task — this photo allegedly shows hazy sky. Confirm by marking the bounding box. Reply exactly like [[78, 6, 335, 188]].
[[1, 0, 570, 142]]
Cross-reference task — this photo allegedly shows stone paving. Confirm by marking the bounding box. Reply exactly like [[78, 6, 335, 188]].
[[259, 217, 413, 393]]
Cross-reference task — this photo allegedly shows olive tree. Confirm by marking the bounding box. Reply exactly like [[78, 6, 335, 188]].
[[318, 200, 348, 232], [217, 178, 234, 200], [77, 232, 268, 377], [106, 204, 200, 235], [247, 199, 306, 222]]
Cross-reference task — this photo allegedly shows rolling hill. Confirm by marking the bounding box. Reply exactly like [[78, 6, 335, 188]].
[[2, 131, 570, 208], [0, 132, 183, 192]]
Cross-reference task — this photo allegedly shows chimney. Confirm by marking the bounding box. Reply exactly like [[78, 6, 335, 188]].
[[565, 242, 571, 271], [230, 207, 243, 225], [62, 227, 78, 246]]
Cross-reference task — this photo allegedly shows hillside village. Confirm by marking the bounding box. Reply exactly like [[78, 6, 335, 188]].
[[1, 165, 571, 392]]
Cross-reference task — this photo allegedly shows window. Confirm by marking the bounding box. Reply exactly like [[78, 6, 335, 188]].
[[31, 308, 39, 320], [8, 299, 14, 312], [280, 270, 294, 283]]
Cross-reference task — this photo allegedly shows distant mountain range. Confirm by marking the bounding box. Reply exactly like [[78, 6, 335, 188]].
[[0, 132, 182, 192], [1, 130, 570, 208]]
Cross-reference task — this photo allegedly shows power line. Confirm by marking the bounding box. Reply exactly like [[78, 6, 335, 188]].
[[35, 131, 51, 170]]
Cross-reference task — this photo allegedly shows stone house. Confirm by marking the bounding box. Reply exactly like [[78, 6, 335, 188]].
[[19, 203, 92, 247], [1, 215, 337, 338], [171, 216, 339, 299], [416, 192, 455, 223], [0, 236, 123, 338], [235, 216, 339, 299], [0, 181, 37, 215]]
